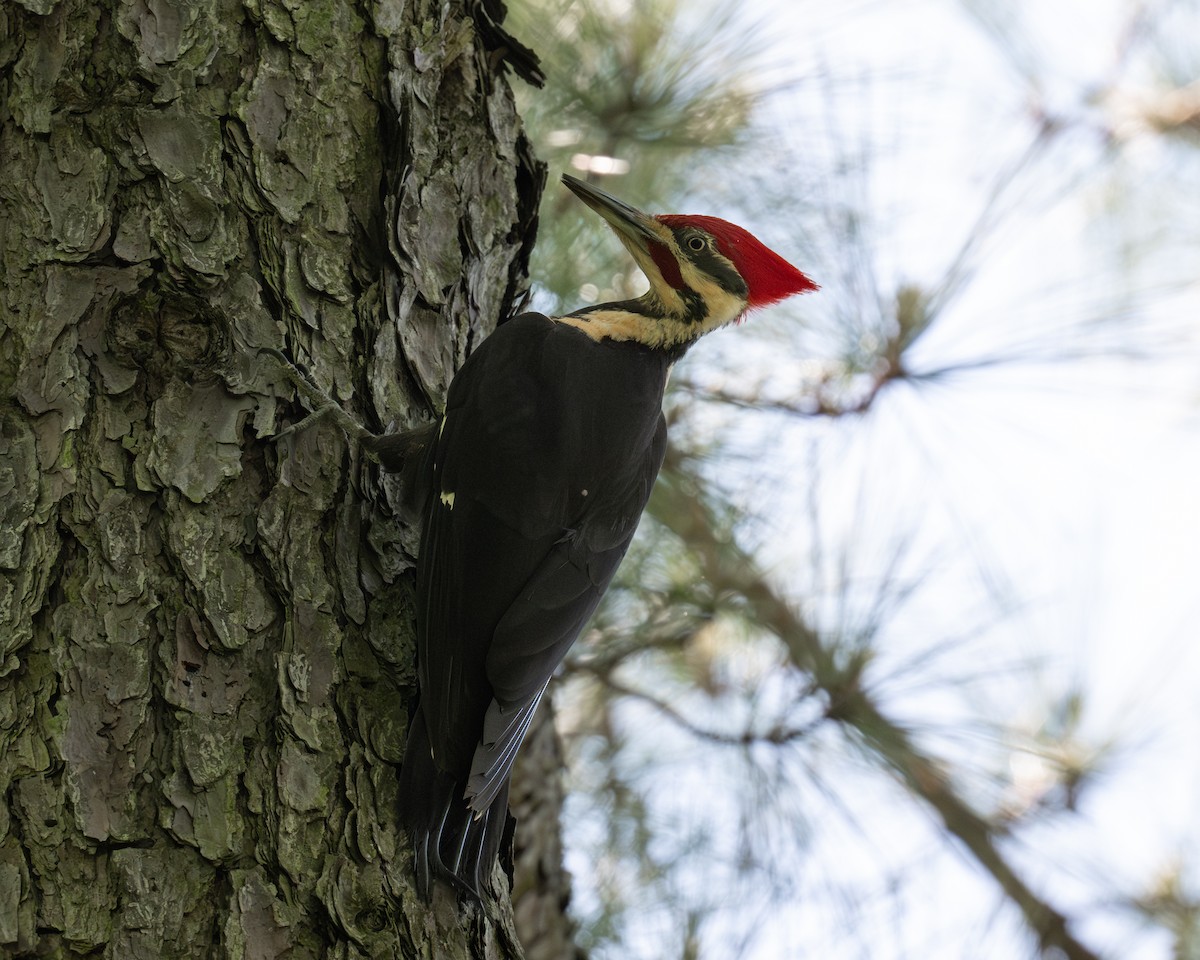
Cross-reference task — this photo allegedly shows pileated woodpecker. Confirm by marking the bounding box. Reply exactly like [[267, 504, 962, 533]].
[[269, 175, 816, 901]]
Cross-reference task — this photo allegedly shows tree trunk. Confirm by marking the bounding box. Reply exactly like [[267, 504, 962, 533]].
[[0, 0, 544, 956]]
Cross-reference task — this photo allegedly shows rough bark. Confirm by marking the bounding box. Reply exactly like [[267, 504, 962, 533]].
[[0, 0, 543, 956]]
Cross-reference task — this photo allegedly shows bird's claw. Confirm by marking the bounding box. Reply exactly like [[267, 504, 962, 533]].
[[256, 346, 377, 452]]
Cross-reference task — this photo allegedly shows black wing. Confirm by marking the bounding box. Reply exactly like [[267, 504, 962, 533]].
[[399, 312, 669, 897]]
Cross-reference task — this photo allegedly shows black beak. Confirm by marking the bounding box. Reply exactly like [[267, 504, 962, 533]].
[[561, 174, 660, 248]]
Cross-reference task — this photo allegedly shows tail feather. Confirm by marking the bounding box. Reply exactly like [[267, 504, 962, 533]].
[[398, 707, 511, 900]]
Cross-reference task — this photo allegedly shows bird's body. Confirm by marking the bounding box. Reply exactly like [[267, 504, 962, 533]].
[[398, 312, 673, 896], [389, 175, 817, 899]]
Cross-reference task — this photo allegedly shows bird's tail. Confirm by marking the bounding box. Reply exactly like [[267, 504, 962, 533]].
[[397, 707, 511, 900]]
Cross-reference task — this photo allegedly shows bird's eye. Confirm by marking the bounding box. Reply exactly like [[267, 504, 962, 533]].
[[687, 236, 706, 252]]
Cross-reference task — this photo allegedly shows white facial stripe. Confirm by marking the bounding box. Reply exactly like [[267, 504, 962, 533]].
[[677, 258, 747, 331]]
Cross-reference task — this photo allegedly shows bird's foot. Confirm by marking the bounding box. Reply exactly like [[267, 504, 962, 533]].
[[258, 347, 378, 454]]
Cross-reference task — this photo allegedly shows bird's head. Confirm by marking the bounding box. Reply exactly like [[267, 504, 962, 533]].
[[562, 174, 816, 348]]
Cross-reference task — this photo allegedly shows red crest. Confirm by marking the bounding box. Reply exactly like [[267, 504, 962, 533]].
[[658, 214, 817, 308]]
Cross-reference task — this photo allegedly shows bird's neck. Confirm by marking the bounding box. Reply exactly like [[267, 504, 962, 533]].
[[554, 296, 702, 355]]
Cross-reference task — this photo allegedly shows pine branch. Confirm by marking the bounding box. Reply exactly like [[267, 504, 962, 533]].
[[648, 453, 1101, 960]]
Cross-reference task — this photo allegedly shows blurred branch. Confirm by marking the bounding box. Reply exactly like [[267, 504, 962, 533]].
[[569, 604, 713, 678], [926, 119, 1064, 321], [1129, 861, 1200, 959], [578, 669, 819, 749], [674, 367, 892, 419], [648, 450, 1102, 960]]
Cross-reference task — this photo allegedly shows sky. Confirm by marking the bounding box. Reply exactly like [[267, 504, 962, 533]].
[[546, 0, 1200, 957]]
